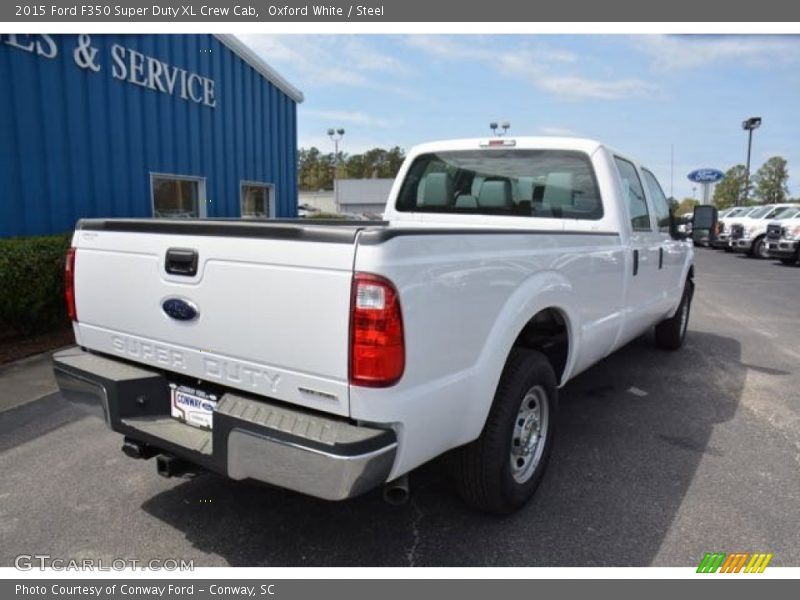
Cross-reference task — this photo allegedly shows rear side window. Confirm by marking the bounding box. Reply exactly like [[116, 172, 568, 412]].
[[642, 168, 671, 234], [614, 157, 651, 231], [395, 150, 603, 220]]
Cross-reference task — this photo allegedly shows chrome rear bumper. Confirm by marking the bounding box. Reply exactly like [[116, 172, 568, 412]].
[[53, 347, 397, 500]]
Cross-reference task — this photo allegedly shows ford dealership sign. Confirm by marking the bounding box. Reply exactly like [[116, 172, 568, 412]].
[[687, 169, 725, 183]]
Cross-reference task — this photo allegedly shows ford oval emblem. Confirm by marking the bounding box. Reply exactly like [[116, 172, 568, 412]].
[[162, 298, 199, 322], [687, 168, 725, 184]]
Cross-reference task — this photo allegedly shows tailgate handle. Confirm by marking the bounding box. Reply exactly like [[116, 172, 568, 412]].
[[165, 248, 198, 276]]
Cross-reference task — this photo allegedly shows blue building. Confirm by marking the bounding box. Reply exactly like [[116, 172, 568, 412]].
[[0, 34, 303, 238]]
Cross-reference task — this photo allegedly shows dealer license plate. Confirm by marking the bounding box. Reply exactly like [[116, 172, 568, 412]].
[[170, 384, 218, 430]]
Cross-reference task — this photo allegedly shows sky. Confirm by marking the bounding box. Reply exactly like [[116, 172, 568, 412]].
[[238, 34, 800, 200]]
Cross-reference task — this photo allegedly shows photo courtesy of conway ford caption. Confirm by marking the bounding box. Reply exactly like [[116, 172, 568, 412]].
[[54, 136, 700, 514]]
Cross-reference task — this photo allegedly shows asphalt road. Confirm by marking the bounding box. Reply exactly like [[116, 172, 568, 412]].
[[1, 249, 798, 568]]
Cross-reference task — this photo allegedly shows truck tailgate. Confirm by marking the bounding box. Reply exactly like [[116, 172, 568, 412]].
[[71, 220, 368, 417]]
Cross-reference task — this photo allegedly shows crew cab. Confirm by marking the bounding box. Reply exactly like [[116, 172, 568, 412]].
[[53, 137, 695, 514], [728, 203, 800, 258], [766, 210, 800, 265]]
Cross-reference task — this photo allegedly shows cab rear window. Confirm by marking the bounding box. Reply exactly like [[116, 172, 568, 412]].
[[395, 149, 603, 220]]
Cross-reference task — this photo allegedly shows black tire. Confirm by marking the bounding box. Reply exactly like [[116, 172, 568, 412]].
[[655, 279, 694, 350], [454, 349, 557, 514], [780, 257, 797, 266], [724, 246, 733, 253], [750, 235, 768, 259]]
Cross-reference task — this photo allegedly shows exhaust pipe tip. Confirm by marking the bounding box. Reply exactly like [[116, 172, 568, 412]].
[[383, 474, 410, 506]]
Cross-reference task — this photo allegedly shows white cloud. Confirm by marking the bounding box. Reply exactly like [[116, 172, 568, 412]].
[[539, 48, 579, 63], [405, 35, 653, 100], [539, 126, 579, 136], [303, 109, 390, 128], [637, 35, 800, 70], [403, 36, 493, 61], [535, 76, 656, 100], [236, 34, 409, 89], [340, 37, 410, 75], [404, 36, 576, 65], [237, 35, 366, 86]]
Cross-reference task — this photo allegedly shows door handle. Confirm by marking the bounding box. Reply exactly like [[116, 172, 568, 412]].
[[659, 247, 664, 269], [633, 249, 639, 276], [165, 248, 198, 276]]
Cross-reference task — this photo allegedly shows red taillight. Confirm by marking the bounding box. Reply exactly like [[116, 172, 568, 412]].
[[349, 272, 404, 387], [65, 247, 77, 322]]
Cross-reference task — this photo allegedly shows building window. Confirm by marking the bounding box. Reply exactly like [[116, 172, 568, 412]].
[[241, 182, 273, 219], [151, 174, 205, 218]]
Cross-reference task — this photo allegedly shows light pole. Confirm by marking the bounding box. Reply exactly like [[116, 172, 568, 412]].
[[741, 116, 761, 206], [328, 127, 345, 212]]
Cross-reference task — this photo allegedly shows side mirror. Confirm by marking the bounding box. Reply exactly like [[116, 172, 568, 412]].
[[669, 210, 691, 241], [691, 205, 719, 247]]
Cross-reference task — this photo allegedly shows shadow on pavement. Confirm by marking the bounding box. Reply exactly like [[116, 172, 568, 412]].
[[140, 330, 745, 567], [0, 392, 83, 453]]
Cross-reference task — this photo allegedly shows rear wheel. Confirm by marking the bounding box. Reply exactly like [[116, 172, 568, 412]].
[[655, 279, 693, 350], [454, 349, 557, 514]]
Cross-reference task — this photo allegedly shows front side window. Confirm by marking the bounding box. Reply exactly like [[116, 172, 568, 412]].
[[642, 168, 671, 234], [395, 149, 603, 220], [749, 206, 773, 219], [152, 176, 200, 218], [241, 182, 272, 218], [614, 157, 651, 232]]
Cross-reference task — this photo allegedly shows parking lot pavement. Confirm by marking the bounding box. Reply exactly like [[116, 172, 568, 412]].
[[0, 249, 798, 568], [0, 352, 59, 413]]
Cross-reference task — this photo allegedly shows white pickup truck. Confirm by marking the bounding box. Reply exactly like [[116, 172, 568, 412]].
[[766, 210, 800, 265], [54, 137, 695, 514], [728, 203, 800, 258]]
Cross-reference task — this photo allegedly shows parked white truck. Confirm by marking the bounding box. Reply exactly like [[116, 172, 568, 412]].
[[712, 205, 759, 251], [54, 137, 695, 513], [765, 210, 800, 265], [728, 203, 800, 258]]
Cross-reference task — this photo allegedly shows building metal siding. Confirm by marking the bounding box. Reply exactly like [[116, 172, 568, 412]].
[[0, 34, 298, 238]]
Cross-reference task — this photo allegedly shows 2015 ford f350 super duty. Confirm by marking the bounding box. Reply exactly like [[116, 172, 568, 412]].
[[53, 137, 695, 513]]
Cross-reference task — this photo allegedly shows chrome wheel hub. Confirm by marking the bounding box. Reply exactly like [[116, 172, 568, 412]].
[[510, 385, 549, 484]]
